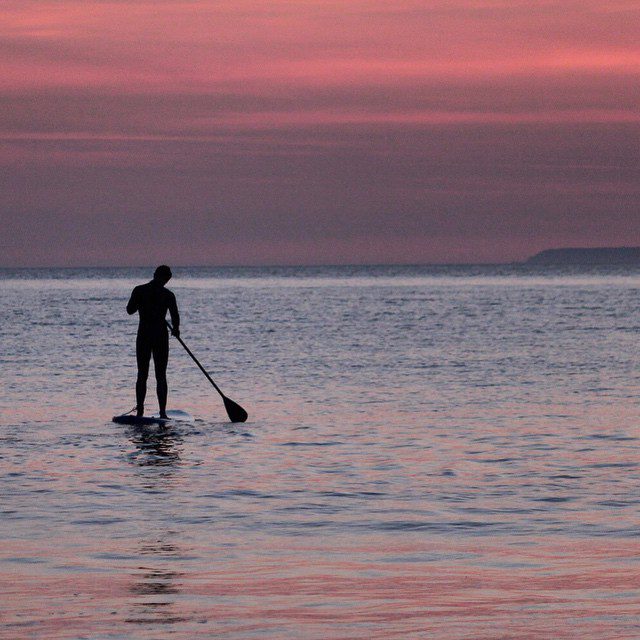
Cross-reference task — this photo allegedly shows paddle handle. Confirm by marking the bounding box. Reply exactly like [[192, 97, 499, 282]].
[[166, 320, 225, 398]]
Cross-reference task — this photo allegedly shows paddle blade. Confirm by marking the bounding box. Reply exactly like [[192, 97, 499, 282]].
[[223, 395, 248, 423]]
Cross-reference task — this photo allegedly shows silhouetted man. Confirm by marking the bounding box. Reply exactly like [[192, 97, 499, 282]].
[[127, 265, 180, 418]]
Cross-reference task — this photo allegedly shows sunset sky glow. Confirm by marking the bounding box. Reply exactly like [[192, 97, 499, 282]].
[[1, 0, 639, 265]]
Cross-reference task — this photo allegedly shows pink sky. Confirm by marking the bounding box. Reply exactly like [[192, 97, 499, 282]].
[[1, 0, 639, 265]]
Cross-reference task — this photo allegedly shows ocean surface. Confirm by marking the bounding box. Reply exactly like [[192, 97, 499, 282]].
[[1, 264, 639, 639]]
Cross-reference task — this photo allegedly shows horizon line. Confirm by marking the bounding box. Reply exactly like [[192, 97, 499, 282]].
[[0, 261, 516, 270]]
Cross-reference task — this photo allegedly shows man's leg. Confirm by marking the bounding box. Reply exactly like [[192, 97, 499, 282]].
[[153, 333, 169, 418], [136, 334, 152, 416]]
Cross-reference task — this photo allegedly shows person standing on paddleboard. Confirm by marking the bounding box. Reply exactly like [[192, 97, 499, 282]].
[[127, 265, 180, 418]]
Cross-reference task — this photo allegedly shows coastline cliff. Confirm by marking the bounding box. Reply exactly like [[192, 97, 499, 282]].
[[526, 247, 640, 265]]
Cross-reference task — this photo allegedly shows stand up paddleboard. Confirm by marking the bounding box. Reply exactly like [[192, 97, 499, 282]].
[[112, 409, 194, 425]]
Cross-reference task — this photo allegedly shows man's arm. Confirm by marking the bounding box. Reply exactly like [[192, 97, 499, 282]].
[[168, 292, 180, 337], [126, 287, 139, 315]]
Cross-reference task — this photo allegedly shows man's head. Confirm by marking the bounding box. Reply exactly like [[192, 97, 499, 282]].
[[153, 265, 172, 284]]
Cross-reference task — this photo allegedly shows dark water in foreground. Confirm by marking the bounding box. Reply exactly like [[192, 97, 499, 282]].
[[1, 265, 639, 639]]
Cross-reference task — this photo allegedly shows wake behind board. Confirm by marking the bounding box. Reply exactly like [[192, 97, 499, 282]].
[[112, 409, 194, 426]]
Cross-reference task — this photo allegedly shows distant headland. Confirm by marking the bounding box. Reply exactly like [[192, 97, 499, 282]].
[[526, 247, 640, 265]]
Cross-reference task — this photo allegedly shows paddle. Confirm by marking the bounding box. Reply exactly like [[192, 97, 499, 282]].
[[166, 320, 248, 423]]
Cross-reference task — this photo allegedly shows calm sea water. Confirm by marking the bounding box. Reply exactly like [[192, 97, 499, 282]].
[[1, 265, 639, 639]]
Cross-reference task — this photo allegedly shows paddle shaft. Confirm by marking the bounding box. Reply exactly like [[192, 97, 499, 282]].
[[166, 321, 225, 398]]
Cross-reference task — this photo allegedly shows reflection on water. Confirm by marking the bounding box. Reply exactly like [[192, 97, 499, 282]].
[[126, 539, 187, 627], [126, 425, 183, 469], [125, 426, 189, 627]]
